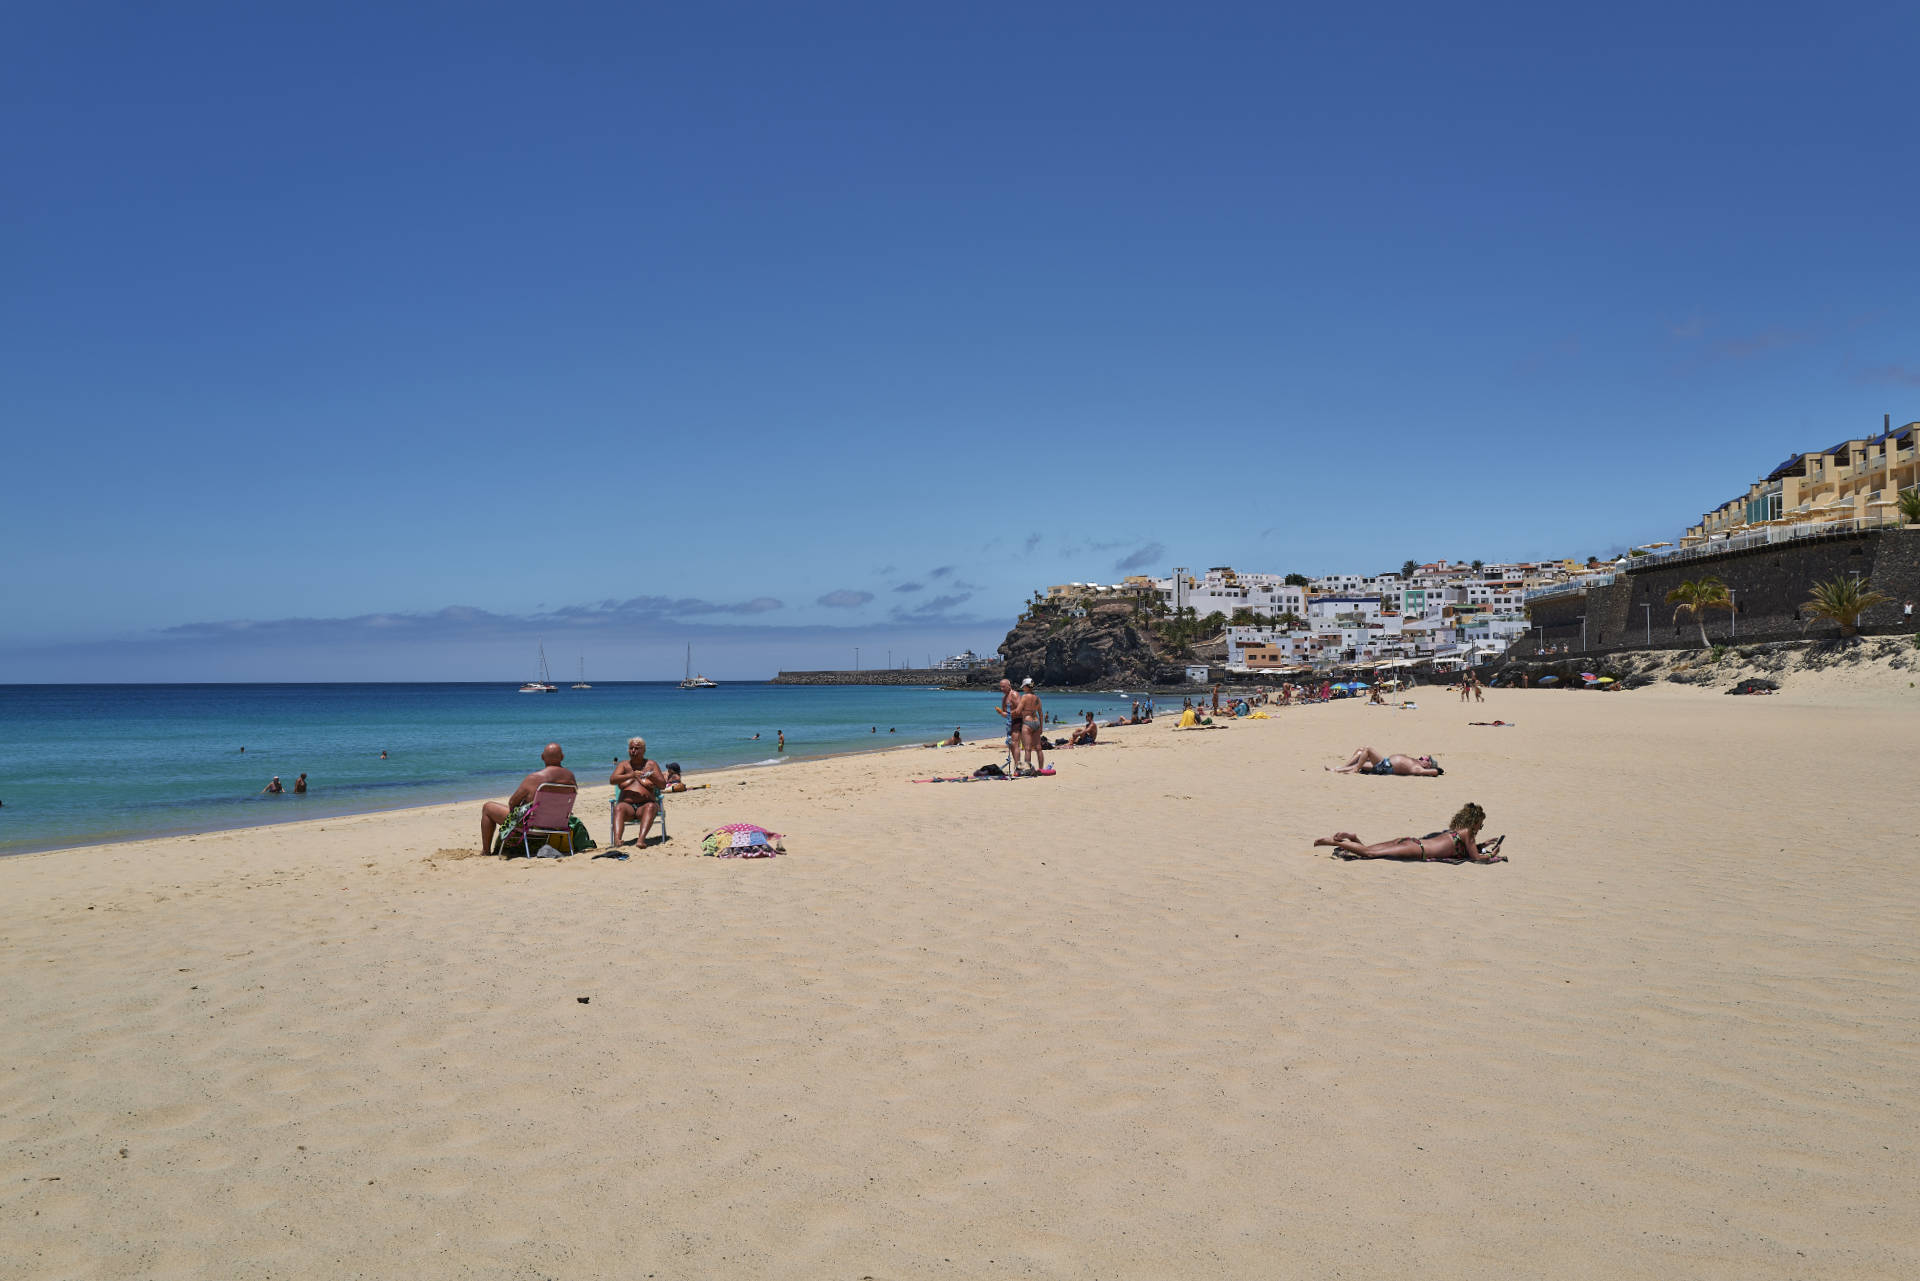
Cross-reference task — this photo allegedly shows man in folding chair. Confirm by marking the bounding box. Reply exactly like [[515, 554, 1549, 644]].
[[480, 743, 578, 855], [610, 736, 671, 849]]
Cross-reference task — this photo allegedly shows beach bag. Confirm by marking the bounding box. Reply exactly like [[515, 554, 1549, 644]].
[[567, 816, 597, 851], [972, 763, 1006, 778]]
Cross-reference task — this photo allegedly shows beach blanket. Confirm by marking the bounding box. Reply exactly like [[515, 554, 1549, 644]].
[[700, 823, 785, 858], [912, 768, 1055, 782]]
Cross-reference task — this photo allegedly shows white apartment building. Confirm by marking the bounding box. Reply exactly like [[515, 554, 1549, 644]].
[[1153, 567, 1306, 621]]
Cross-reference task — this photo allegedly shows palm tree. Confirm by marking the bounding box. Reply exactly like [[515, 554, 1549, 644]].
[[1470, 559, 1484, 572], [1802, 575, 1891, 638], [1897, 489, 1920, 525], [1666, 577, 1733, 647], [1400, 559, 1419, 580]]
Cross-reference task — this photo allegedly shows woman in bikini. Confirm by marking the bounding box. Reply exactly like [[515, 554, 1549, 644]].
[[1326, 746, 1442, 776], [1313, 803, 1504, 862]]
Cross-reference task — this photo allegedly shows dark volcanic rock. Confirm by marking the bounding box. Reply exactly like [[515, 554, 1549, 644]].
[[998, 601, 1170, 687]]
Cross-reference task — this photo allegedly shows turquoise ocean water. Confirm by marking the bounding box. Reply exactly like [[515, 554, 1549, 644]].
[[0, 683, 1141, 856]]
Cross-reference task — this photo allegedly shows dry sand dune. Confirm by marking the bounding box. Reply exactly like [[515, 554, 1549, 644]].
[[3, 685, 1917, 1278]]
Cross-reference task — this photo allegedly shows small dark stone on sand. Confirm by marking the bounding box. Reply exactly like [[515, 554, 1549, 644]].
[[578, 996, 590, 1004]]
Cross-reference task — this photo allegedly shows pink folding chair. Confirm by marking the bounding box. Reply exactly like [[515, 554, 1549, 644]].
[[510, 782, 577, 858]]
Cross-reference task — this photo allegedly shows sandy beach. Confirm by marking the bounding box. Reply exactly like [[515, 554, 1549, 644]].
[[4, 682, 1917, 1279]]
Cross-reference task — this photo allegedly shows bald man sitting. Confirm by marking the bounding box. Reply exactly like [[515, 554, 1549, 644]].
[[480, 743, 578, 854], [610, 736, 670, 848]]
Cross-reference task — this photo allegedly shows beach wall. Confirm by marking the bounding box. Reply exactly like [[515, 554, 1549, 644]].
[[1524, 526, 1920, 654], [770, 668, 1001, 686]]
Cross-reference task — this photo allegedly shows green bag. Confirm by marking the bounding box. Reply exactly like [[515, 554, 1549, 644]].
[[567, 815, 597, 852]]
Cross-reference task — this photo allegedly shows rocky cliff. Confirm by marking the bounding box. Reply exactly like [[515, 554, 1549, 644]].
[[997, 601, 1186, 687]]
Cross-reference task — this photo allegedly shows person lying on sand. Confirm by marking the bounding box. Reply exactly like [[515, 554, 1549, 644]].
[[1326, 746, 1444, 776], [481, 743, 577, 854], [1314, 803, 1505, 862]]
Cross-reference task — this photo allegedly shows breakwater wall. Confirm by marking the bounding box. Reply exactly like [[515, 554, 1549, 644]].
[[1520, 526, 1920, 657], [770, 668, 1002, 687]]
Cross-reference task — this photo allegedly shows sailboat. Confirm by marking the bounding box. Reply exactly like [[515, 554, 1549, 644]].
[[571, 657, 591, 690], [678, 643, 718, 690], [518, 641, 559, 693]]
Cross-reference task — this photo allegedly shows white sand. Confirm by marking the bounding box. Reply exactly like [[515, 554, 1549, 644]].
[[3, 685, 1917, 1278]]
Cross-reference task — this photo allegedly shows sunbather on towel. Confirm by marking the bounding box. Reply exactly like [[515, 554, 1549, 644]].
[[1313, 804, 1504, 863], [481, 743, 577, 854], [1326, 746, 1443, 776], [1069, 712, 1099, 746]]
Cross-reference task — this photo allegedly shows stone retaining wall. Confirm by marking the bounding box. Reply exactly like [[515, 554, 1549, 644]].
[[1521, 527, 1920, 657]]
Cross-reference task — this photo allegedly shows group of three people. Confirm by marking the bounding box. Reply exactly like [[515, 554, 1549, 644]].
[[478, 738, 685, 855]]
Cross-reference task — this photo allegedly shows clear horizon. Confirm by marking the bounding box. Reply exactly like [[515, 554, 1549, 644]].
[[7, 2, 1916, 682]]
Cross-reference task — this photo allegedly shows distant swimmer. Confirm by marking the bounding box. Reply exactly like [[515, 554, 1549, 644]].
[[380, 750, 388, 759], [293, 773, 308, 794], [777, 730, 785, 752], [262, 776, 284, 794]]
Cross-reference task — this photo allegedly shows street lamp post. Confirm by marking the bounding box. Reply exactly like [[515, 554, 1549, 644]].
[[1728, 589, 1737, 639], [1642, 603, 1652, 646]]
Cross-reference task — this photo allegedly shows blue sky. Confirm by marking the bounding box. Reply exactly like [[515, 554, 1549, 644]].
[[5, 2, 1916, 680]]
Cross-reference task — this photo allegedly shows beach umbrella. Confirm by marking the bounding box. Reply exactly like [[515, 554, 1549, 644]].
[[1537, 675, 1560, 684], [1596, 676, 1616, 684]]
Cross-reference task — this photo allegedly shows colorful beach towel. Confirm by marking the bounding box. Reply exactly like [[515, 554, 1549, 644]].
[[488, 800, 535, 855], [912, 768, 1055, 783], [700, 823, 786, 858]]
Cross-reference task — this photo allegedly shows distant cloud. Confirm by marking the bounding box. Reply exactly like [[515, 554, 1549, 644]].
[[892, 592, 978, 623], [893, 582, 923, 593], [1114, 542, 1165, 573], [163, 595, 786, 642], [1022, 533, 1042, 555], [1858, 363, 1920, 387], [1669, 314, 1707, 340], [550, 595, 782, 618], [929, 566, 954, 579], [873, 564, 897, 575], [816, 589, 873, 609]]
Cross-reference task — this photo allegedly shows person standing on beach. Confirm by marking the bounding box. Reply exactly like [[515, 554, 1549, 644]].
[[609, 737, 669, 848], [777, 730, 785, 752], [480, 743, 577, 854], [996, 678, 1026, 771], [1015, 679, 1046, 774]]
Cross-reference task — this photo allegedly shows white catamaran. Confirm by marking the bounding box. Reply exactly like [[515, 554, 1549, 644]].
[[519, 642, 559, 693], [679, 644, 718, 690], [571, 657, 591, 690]]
